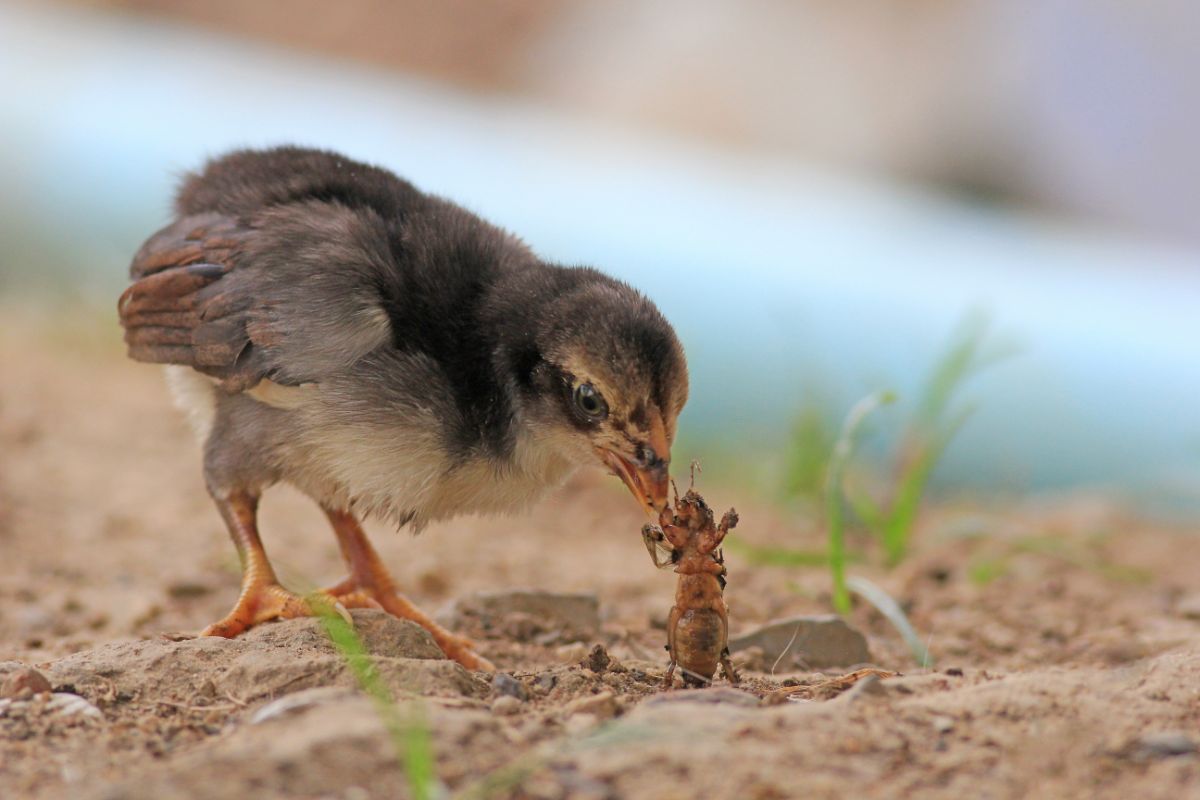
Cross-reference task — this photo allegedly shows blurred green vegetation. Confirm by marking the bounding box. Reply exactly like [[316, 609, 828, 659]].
[[850, 314, 1016, 564], [707, 315, 1013, 665], [826, 390, 895, 614]]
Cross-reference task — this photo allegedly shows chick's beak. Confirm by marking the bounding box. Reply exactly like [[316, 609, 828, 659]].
[[598, 448, 670, 516]]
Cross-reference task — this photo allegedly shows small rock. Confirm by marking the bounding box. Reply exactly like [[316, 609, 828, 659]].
[[45, 693, 102, 720], [564, 691, 619, 720], [341, 610, 446, 659], [534, 673, 557, 693], [250, 687, 359, 725], [555, 643, 589, 664], [1136, 731, 1196, 758], [728, 616, 871, 670], [491, 673, 528, 701], [2, 668, 52, 699], [583, 644, 610, 674], [932, 715, 955, 734], [1175, 594, 1200, 621], [491, 696, 522, 716], [439, 591, 601, 643], [944, 667, 964, 677]]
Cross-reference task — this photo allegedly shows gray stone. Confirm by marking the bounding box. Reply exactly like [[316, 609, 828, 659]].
[[491, 672, 528, 701], [438, 590, 601, 643], [1175, 594, 1200, 621], [931, 715, 955, 734], [1136, 731, 1196, 758], [564, 690, 619, 720], [728, 615, 871, 670], [250, 687, 360, 725], [337, 610, 447, 659]]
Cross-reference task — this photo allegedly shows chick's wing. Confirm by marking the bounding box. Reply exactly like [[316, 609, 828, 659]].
[[118, 204, 395, 392]]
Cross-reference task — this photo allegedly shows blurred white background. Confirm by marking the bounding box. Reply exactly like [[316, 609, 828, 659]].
[[1, 0, 1197, 509]]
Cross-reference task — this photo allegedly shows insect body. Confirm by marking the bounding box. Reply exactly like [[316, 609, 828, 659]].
[[643, 485, 739, 687]]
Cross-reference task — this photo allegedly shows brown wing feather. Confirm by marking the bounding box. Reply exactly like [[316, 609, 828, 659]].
[[118, 213, 268, 391]]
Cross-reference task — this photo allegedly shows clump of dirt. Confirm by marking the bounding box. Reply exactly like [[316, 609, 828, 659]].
[[3, 308, 1200, 799]]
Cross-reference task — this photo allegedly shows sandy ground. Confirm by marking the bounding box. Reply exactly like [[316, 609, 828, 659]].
[[2, 305, 1199, 799]]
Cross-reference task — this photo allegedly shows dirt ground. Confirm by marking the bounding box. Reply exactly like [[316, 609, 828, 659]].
[[2, 305, 1199, 799]]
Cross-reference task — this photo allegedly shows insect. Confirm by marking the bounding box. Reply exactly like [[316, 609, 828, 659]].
[[642, 467, 739, 687]]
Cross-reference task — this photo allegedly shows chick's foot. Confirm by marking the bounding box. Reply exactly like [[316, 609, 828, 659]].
[[202, 582, 350, 638], [324, 577, 495, 672]]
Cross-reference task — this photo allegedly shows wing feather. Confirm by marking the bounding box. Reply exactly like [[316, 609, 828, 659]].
[[119, 204, 395, 392]]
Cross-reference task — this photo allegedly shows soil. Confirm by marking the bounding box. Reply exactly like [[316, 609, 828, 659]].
[[2, 305, 1199, 799]]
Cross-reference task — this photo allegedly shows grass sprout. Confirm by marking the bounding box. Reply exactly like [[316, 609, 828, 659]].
[[853, 313, 1014, 565], [827, 391, 896, 614], [846, 575, 933, 668], [315, 602, 440, 800]]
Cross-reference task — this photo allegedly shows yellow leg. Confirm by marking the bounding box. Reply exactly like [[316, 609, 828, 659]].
[[201, 491, 319, 637]]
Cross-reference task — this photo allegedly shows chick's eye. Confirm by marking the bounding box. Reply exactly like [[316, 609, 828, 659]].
[[573, 383, 608, 420]]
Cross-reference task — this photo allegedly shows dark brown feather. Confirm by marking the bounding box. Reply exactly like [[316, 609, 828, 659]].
[[118, 213, 259, 388]]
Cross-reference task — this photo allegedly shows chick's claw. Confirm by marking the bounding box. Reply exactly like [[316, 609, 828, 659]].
[[201, 582, 347, 638]]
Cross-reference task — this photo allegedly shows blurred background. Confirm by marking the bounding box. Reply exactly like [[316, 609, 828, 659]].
[[2, 0, 1197, 514]]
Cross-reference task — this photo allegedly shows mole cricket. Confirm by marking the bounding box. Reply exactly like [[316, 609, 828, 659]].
[[641, 465, 739, 687]]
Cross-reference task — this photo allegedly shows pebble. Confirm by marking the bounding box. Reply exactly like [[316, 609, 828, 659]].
[[1175, 594, 1200, 621], [250, 687, 359, 725], [2, 668, 52, 699], [45, 693, 103, 720], [728, 615, 871, 670], [582, 644, 610, 674], [1, 692, 104, 721], [491, 673, 528, 701], [932, 715, 955, 734], [1136, 731, 1196, 758], [555, 643, 589, 664], [564, 691, 619, 720], [491, 696, 522, 716]]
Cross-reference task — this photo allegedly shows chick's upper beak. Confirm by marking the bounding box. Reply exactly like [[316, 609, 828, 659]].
[[598, 448, 670, 516]]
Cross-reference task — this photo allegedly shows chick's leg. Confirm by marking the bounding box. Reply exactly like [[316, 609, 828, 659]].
[[202, 490, 323, 637], [322, 507, 495, 672]]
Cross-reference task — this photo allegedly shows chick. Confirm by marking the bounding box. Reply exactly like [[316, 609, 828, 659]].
[[118, 147, 688, 670]]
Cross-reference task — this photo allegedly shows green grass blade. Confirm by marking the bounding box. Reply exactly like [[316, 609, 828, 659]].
[[846, 483, 885, 531], [846, 575, 933, 668], [882, 405, 975, 565], [827, 391, 895, 614], [316, 605, 439, 800]]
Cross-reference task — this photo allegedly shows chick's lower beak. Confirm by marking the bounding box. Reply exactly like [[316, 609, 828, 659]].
[[598, 448, 670, 516]]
